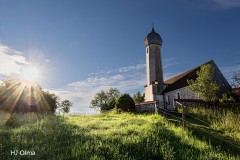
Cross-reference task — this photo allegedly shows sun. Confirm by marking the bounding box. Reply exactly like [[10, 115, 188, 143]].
[[21, 67, 39, 82]]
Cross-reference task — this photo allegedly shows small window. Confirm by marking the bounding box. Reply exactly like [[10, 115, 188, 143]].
[[177, 92, 181, 99], [168, 96, 170, 105], [146, 47, 148, 53]]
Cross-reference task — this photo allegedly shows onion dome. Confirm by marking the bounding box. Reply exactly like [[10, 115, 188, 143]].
[[144, 27, 162, 46]]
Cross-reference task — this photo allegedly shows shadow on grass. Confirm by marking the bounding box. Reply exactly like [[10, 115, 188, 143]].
[[188, 122, 240, 156], [0, 114, 238, 160], [167, 116, 240, 157]]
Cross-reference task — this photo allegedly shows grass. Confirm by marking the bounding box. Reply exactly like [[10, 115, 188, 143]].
[[0, 111, 239, 160], [186, 105, 240, 143]]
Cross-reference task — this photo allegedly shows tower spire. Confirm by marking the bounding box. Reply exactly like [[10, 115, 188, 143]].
[[152, 23, 155, 32]]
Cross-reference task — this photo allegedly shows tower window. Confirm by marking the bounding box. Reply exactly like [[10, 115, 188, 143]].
[[146, 47, 148, 53]]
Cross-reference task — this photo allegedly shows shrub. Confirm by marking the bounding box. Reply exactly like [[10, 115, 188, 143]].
[[115, 94, 135, 112]]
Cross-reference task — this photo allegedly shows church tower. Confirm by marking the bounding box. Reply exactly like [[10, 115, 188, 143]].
[[144, 27, 164, 102]]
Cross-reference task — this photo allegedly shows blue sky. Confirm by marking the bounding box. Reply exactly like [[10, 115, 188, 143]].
[[0, 0, 240, 114]]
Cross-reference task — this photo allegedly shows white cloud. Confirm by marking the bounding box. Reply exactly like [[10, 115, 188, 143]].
[[118, 64, 146, 73], [163, 57, 178, 69], [45, 59, 51, 62], [0, 49, 178, 115], [51, 64, 147, 114], [181, 0, 240, 9], [0, 44, 30, 76], [0, 44, 53, 88], [50, 59, 178, 114], [212, 0, 240, 7]]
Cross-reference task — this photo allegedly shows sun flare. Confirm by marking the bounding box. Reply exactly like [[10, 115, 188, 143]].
[[21, 67, 39, 82]]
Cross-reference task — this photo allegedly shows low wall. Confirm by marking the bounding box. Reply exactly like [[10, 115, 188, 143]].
[[135, 101, 158, 113]]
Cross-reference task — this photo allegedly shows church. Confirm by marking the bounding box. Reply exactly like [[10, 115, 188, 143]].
[[141, 27, 231, 110]]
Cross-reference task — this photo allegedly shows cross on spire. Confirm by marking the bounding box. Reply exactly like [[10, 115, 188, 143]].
[[152, 23, 155, 32]]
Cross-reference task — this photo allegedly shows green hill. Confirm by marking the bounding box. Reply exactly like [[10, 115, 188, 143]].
[[0, 111, 239, 160]]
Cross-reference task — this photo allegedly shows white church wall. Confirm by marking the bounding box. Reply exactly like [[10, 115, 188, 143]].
[[164, 87, 199, 109], [145, 85, 154, 101]]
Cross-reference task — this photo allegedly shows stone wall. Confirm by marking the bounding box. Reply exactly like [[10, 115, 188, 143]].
[[135, 101, 158, 113]]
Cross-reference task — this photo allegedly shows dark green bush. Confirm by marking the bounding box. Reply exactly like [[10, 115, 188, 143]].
[[115, 94, 135, 112]]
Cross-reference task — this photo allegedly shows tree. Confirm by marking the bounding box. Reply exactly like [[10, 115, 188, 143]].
[[0, 78, 60, 113], [187, 64, 219, 102], [90, 88, 120, 110], [106, 88, 120, 108], [115, 94, 135, 112], [232, 71, 240, 88], [231, 71, 240, 102], [41, 90, 59, 113], [91, 90, 107, 110], [132, 91, 145, 103], [59, 100, 72, 116]]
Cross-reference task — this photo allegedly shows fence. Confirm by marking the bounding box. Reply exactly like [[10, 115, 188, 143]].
[[157, 100, 240, 151]]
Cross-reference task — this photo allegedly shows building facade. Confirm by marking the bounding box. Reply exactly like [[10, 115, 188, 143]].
[[143, 27, 231, 110]]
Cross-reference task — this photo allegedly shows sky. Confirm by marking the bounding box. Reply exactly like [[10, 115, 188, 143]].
[[0, 0, 240, 114]]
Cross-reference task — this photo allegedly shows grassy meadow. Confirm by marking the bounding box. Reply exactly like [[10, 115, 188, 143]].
[[0, 109, 240, 160], [186, 105, 240, 142], [180, 105, 240, 156]]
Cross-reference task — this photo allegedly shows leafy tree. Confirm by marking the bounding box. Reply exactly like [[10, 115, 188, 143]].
[[91, 90, 107, 110], [132, 91, 145, 103], [0, 78, 60, 113], [59, 99, 72, 116], [220, 93, 235, 103], [91, 88, 120, 110], [41, 90, 59, 113], [232, 71, 240, 88], [115, 94, 135, 112], [187, 64, 219, 102], [106, 88, 120, 108]]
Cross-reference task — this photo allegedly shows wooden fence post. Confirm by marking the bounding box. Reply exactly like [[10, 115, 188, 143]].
[[155, 103, 157, 114], [182, 106, 186, 130]]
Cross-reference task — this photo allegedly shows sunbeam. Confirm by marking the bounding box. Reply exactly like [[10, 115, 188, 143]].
[[0, 78, 52, 113]]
